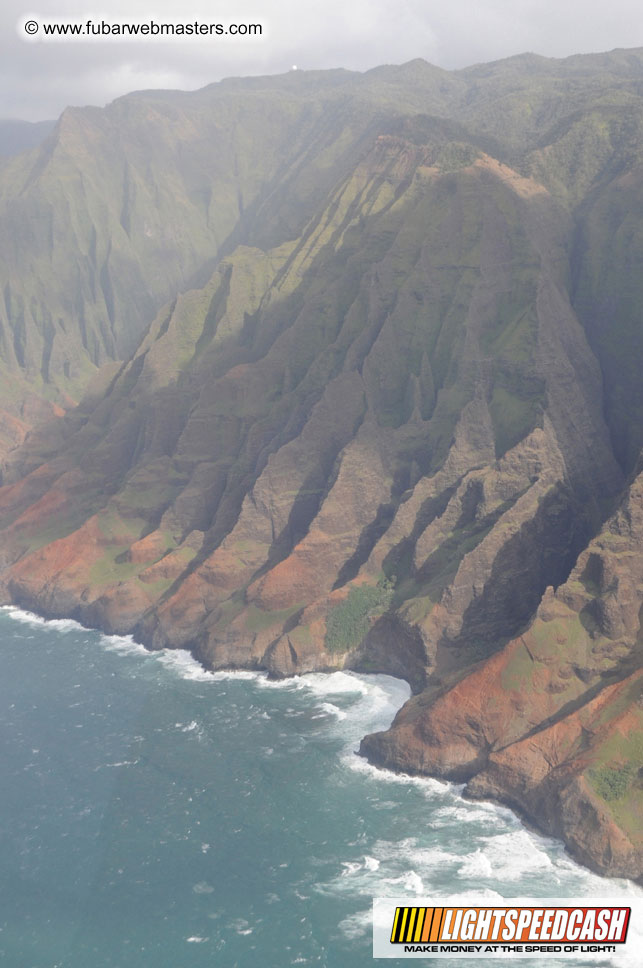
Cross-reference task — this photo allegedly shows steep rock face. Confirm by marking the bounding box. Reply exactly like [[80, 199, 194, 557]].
[[362, 470, 643, 879], [0, 73, 428, 422], [573, 166, 643, 471], [0, 137, 620, 658], [4, 51, 643, 440], [3, 52, 643, 880]]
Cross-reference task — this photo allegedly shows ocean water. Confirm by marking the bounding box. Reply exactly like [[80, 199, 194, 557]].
[[0, 606, 640, 968]]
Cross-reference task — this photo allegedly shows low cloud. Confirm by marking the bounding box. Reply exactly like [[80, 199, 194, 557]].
[[3, 0, 643, 119]]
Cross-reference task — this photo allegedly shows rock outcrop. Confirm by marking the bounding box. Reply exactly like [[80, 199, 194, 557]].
[[362, 470, 643, 880], [1, 51, 643, 880]]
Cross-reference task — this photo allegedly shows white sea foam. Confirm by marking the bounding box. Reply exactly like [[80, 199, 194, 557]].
[[100, 633, 149, 657], [433, 800, 511, 821], [297, 671, 371, 697], [192, 882, 214, 894], [344, 749, 459, 796], [477, 829, 554, 880], [155, 647, 264, 682], [308, 669, 643, 929], [384, 870, 425, 894], [282, 671, 412, 758], [7, 600, 641, 939], [254, 676, 305, 691], [457, 847, 494, 879], [256, 667, 634, 929], [337, 908, 371, 940], [94, 760, 138, 770], [1, 606, 84, 633], [318, 701, 347, 720], [175, 719, 205, 741], [373, 839, 456, 871], [155, 648, 216, 680], [254, 669, 406, 739], [441, 888, 507, 903], [1, 605, 266, 684], [339, 855, 381, 879]]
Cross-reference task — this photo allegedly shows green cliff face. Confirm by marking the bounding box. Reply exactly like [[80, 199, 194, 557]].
[[1, 50, 643, 880]]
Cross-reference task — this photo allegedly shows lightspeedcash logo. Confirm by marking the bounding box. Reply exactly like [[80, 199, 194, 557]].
[[373, 897, 640, 959]]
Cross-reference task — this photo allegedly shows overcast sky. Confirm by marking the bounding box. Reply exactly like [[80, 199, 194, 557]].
[[3, 0, 643, 120]]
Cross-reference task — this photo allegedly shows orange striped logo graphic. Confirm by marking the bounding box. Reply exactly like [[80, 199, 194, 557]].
[[390, 906, 447, 944], [389, 907, 631, 945]]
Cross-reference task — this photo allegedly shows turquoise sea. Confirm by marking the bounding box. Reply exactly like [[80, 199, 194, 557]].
[[0, 606, 640, 968]]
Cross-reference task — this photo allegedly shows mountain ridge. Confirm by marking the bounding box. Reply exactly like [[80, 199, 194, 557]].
[[1, 50, 643, 881]]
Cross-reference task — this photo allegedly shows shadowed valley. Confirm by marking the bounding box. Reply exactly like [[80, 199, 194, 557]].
[[1, 50, 643, 880]]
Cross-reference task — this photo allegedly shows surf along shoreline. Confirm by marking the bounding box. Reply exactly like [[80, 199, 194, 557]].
[[1, 598, 640, 892]]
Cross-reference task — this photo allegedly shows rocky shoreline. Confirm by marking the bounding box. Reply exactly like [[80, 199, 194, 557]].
[[2, 582, 641, 887], [1, 52, 642, 887]]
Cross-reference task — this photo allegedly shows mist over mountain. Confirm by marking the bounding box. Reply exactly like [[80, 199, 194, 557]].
[[0, 120, 55, 157], [1, 50, 642, 881]]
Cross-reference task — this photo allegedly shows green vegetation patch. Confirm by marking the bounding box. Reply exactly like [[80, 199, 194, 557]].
[[88, 546, 145, 585], [211, 594, 247, 632], [583, 700, 643, 841], [135, 576, 174, 597], [287, 624, 314, 649], [434, 142, 479, 172], [488, 378, 545, 459], [589, 764, 635, 802], [244, 603, 301, 633], [21, 502, 99, 554], [499, 639, 540, 693], [400, 594, 434, 625], [325, 577, 393, 653]]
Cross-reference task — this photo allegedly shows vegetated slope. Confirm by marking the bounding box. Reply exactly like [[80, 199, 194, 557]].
[[0, 120, 55, 157], [1, 50, 643, 879], [0, 67, 441, 445], [0, 85, 341, 417], [3, 50, 643, 443]]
